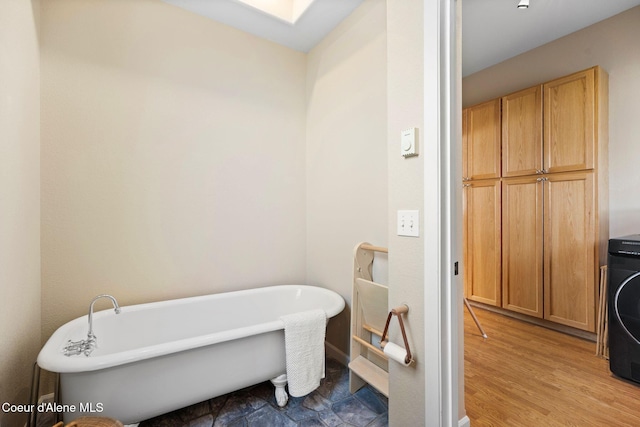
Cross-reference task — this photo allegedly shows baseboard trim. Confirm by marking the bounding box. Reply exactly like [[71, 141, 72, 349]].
[[458, 415, 470, 427], [468, 301, 597, 342], [325, 341, 349, 366]]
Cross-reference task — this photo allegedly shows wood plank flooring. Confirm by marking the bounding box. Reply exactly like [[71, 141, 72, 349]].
[[464, 307, 640, 426]]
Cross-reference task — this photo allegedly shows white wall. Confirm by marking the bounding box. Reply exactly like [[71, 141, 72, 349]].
[[463, 6, 640, 238], [305, 0, 387, 356], [308, 2, 459, 425], [40, 0, 307, 340], [0, 1, 41, 426], [386, 0, 427, 423]]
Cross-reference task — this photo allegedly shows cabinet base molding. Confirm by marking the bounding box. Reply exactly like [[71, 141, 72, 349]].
[[468, 301, 597, 342]]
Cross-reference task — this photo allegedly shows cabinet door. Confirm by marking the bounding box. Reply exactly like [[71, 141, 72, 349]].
[[544, 68, 595, 173], [544, 171, 596, 331], [502, 177, 543, 317], [465, 99, 501, 180], [502, 86, 543, 177], [464, 179, 501, 306]]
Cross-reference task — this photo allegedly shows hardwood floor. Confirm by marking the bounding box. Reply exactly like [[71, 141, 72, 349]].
[[464, 307, 640, 426]]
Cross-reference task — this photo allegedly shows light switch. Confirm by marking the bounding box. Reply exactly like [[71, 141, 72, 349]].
[[397, 210, 419, 237], [401, 128, 418, 157]]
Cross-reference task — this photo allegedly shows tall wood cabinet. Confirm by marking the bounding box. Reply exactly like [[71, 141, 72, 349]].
[[463, 66, 608, 333], [463, 98, 502, 306]]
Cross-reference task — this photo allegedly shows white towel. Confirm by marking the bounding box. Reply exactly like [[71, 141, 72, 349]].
[[280, 308, 327, 397]]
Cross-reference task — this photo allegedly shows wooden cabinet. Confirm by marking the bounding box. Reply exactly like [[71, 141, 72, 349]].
[[503, 67, 603, 176], [544, 68, 597, 173], [464, 179, 501, 307], [502, 172, 597, 329], [463, 98, 501, 181], [502, 86, 542, 177], [544, 171, 596, 331], [502, 176, 543, 318], [463, 66, 608, 333]]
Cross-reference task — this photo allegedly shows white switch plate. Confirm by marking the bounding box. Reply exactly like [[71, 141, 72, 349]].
[[397, 210, 419, 237], [401, 128, 418, 157]]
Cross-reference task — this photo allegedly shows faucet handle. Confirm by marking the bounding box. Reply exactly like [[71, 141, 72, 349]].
[[63, 339, 87, 356], [84, 334, 97, 356]]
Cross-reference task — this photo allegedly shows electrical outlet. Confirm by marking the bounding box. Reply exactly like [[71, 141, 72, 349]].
[[397, 210, 419, 237]]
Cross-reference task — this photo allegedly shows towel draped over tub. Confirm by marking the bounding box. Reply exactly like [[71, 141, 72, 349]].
[[280, 309, 327, 397]]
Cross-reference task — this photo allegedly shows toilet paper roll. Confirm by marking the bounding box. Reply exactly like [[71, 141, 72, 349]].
[[383, 342, 411, 366]]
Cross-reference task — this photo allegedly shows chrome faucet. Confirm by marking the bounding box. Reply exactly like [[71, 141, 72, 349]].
[[63, 294, 121, 357], [86, 294, 121, 355]]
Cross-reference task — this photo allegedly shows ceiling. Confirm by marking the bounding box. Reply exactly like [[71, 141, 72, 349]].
[[161, 0, 640, 76], [462, 0, 640, 76], [160, 0, 365, 52]]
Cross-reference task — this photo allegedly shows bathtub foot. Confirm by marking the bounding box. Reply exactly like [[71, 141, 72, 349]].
[[270, 374, 288, 407]]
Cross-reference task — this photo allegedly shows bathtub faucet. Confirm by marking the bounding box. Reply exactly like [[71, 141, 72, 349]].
[[63, 294, 121, 357], [85, 294, 121, 356]]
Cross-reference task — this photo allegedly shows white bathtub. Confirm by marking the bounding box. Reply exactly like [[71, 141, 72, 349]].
[[37, 285, 345, 424]]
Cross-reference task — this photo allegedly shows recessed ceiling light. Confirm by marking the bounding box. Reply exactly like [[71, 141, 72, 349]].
[[517, 0, 529, 9]]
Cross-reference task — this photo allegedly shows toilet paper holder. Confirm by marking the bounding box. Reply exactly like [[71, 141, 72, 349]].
[[380, 304, 413, 365]]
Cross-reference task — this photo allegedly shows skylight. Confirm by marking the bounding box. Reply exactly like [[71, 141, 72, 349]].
[[235, 0, 315, 24]]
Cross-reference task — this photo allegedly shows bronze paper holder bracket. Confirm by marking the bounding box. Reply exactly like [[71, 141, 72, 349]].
[[379, 304, 413, 365]]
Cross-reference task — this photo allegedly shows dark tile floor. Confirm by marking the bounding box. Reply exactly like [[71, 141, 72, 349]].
[[138, 358, 388, 427]]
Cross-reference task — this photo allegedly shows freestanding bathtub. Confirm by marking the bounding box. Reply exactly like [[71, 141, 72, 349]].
[[37, 285, 345, 424]]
